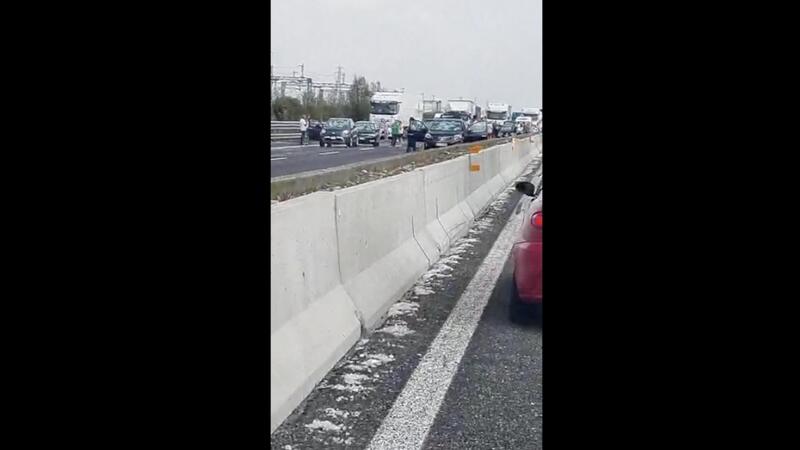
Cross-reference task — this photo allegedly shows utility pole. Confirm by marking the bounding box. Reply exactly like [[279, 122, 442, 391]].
[[335, 66, 344, 103], [299, 64, 304, 78], [341, 71, 346, 103]]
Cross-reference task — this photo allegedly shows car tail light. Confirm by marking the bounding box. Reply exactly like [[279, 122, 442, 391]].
[[531, 212, 542, 228]]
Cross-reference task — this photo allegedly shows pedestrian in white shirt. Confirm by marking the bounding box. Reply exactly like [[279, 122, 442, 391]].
[[299, 116, 308, 145]]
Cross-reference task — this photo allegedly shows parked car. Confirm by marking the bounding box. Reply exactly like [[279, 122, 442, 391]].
[[423, 119, 466, 149], [510, 176, 542, 322], [320, 118, 358, 147], [463, 120, 490, 142], [499, 120, 516, 137], [308, 120, 323, 141], [355, 121, 380, 147]]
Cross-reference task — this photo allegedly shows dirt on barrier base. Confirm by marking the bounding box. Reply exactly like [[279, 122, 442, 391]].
[[271, 135, 533, 203]]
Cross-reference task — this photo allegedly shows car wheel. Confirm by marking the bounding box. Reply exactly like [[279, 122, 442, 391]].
[[319, 140, 324, 147], [509, 277, 538, 324], [327, 142, 332, 148], [373, 141, 379, 147]]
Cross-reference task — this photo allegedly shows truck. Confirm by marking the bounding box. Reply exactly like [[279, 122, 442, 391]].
[[447, 98, 478, 119], [369, 90, 422, 139], [520, 107, 542, 122], [421, 97, 444, 120], [486, 102, 512, 131]]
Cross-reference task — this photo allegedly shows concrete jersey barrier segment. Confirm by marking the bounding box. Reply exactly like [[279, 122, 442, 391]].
[[270, 192, 361, 433], [419, 156, 473, 252], [269, 135, 541, 433], [333, 171, 433, 331]]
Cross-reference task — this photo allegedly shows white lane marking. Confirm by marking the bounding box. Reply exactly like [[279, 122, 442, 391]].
[[270, 143, 312, 150], [270, 157, 287, 161], [367, 194, 525, 450], [319, 151, 340, 156]]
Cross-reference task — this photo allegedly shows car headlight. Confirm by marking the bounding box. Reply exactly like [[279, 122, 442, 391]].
[[425, 133, 432, 139], [343, 130, 350, 136], [454, 134, 462, 140], [321, 129, 326, 135]]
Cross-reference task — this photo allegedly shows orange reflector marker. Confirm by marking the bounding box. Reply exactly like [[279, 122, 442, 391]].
[[468, 145, 481, 154], [470, 164, 480, 172]]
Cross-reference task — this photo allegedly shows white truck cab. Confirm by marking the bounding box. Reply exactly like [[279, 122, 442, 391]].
[[486, 102, 512, 131], [369, 90, 421, 139]]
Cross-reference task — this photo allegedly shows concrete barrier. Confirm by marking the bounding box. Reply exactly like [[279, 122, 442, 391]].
[[419, 156, 473, 251], [334, 171, 433, 330], [269, 135, 540, 433], [465, 150, 493, 217], [270, 192, 361, 433], [482, 145, 507, 198], [499, 142, 518, 183]]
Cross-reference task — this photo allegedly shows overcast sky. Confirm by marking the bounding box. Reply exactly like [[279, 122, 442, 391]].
[[270, 0, 542, 109]]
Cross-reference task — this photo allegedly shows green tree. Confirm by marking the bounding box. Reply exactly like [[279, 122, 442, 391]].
[[268, 75, 380, 123], [347, 75, 372, 121], [272, 96, 303, 120]]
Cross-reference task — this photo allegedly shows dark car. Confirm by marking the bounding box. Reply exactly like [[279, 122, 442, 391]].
[[499, 120, 516, 137], [423, 119, 466, 149], [463, 120, 490, 142], [308, 120, 323, 141], [320, 118, 358, 147], [355, 121, 380, 147]]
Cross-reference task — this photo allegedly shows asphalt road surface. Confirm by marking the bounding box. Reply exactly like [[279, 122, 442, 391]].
[[269, 136, 508, 178], [270, 138, 410, 178], [270, 156, 543, 449]]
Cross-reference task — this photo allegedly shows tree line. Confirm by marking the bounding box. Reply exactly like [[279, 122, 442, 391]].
[[270, 75, 379, 122]]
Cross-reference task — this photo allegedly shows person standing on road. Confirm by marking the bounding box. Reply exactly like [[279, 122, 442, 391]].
[[406, 118, 418, 153], [391, 120, 401, 147], [299, 115, 308, 145]]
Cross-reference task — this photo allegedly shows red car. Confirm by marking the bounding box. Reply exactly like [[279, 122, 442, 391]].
[[510, 177, 542, 322]]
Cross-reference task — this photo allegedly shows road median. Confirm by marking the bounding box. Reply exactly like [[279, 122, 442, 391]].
[[271, 136, 535, 202]]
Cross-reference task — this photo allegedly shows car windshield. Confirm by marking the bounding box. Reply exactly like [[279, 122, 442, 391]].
[[469, 122, 487, 132], [356, 123, 376, 132], [370, 102, 399, 115], [503, 121, 515, 126], [486, 111, 507, 120], [428, 120, 462, 132], [326, 119, 350, 128]]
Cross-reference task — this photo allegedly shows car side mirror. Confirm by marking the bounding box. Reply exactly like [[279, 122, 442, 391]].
[[515, 181, 537, 197]]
